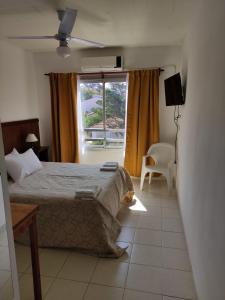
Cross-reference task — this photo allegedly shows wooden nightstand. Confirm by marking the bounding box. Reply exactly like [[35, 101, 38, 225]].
[[36, 146, 49, 162]]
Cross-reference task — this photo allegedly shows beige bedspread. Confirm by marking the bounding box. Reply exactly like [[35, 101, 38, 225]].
[[9, 162, 133, 257]]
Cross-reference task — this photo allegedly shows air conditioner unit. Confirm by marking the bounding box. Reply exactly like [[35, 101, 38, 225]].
[[81, 56, 123, 72]]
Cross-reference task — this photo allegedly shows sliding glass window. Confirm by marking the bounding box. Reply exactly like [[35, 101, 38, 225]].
[[79, 73, 127, 149]]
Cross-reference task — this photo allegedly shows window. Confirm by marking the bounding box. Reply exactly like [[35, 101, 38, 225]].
[[79, 74, 127, 148]]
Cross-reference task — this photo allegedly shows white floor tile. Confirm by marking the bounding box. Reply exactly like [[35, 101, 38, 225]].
[[84, 284, 123, 300], [117, 227, 135, 243], [91, 260, 128, 287], [124, 289, 162, 300], [162, 248, 191, 271], [141, 192, 163, 206], [58, 252, 97, 282], [162, 232, 187, 250], [116, 242, 133, 262], [141, 198, 162, 207], [142, 206, 162, 217], [134, 228, 162, 246], [140, 179, 168, 194], [131, 244, 162, 267], [26, 248, 69, 277], [117, 211, 139, 227], [139, 193, 164, 204], [123, 198, 149, 215], [138, 216, 162, 230], [162, 268, 196, 299], [161, 199, 178, 209], [19, 273, 54, 300], [162, 208, 181, 219], [45, 278, 87, 300], [162, 218, 183, 233], [126, 264, 162, 294], [100, 242, 132, 263]]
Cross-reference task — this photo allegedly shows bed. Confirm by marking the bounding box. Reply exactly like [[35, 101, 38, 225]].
[[1, 119, 134, 257]]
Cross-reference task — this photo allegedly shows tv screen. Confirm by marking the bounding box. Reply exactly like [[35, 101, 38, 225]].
[[164, 73, 184, 106]]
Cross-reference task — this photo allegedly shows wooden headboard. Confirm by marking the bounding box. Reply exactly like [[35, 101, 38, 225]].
[[1, 119, 40, 154]]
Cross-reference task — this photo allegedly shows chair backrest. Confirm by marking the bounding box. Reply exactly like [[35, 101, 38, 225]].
[[147, 143, 175, 166]]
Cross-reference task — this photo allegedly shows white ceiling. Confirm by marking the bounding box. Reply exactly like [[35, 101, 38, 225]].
[[0, 0, 194, 51]]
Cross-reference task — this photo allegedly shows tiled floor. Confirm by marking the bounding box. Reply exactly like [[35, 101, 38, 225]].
[[15, 178, 197, 300]]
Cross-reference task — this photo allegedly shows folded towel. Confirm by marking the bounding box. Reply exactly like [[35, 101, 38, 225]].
[[100, 166, 118, 171], [103, 161, 119, 167], [78, 197, 96, 201], [75, 186, 101, 199], [100, 161, 119, 171]]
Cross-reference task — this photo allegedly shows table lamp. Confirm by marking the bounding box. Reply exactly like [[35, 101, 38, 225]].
[[25, 133, 38, 151]]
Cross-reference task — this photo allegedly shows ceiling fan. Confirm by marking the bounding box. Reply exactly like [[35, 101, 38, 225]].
[[8, 8, 105, 58]]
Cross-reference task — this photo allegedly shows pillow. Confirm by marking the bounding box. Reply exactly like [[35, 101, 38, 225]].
[[5, 148, 42, 182], [5, 148, 19, 160], [5, 157, 28, 183], [20, 148, 43, 175], [12, 148, 19, 155], [5, 148, 20, 180]]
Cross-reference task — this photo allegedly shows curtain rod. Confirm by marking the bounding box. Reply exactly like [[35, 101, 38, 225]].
[[44, 68, 164, 76]]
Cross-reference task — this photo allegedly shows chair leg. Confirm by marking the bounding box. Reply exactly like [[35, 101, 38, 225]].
[[148, 172, 152, 185], [140, 169, 147, 191]]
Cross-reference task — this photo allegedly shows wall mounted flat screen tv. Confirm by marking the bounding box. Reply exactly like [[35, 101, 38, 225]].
[[164, 73, 184, 106]]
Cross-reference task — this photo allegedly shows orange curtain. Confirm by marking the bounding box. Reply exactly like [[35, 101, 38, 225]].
[[124, 69, 160, 176], [49, 73, 79, 163]]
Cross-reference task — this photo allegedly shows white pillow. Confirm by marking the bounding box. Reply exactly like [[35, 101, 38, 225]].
[[5, 157, 28, 183], [5, 148, 19, 160], [5, 148, 42, 182], [21, 148, 43, 175]]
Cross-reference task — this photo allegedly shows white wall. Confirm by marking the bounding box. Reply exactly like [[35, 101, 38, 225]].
[[178, 1, 225, 299], [0, 40, 39, 224], [33, 46, 181, 149], [0, 40, 39, 122]]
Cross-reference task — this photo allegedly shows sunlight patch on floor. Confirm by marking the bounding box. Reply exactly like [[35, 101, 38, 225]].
[[128, 194, 147, 212]]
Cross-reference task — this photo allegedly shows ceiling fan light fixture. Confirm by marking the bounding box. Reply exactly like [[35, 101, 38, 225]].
[[56, 45, 71, 58], [7, 9, 105, 54]]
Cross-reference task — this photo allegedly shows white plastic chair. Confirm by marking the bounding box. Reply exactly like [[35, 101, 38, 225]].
[[140, 143, 175, 191]]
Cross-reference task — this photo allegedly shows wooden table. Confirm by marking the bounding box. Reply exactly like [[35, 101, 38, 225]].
[[11, 203, 42, 300]]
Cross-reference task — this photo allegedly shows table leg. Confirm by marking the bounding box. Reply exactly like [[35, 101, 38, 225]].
[[29, 215, 42, 300]]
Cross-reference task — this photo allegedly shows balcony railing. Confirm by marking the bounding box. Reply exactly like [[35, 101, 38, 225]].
[[83, 128, 125, 148]]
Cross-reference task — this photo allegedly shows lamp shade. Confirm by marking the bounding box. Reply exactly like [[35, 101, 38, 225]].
[[25, 133, 38, 143]]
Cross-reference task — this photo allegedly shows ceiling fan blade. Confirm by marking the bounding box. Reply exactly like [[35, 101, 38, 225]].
[[58, 8, 77, 35], [71, 36, 105, 48], [8, 36, 56, 40]]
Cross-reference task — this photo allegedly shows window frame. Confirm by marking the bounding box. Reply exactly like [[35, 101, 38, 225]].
[[79, 75, 127, 149]]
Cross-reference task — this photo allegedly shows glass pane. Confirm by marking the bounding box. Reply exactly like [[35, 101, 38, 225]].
[[86, 139, 104, 146], [105, 82, 126, 147], [84, 129, 105, 146], [80, 82, 104, 146], [105, 129, 125, 147], [80, 82, 103, 129]]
